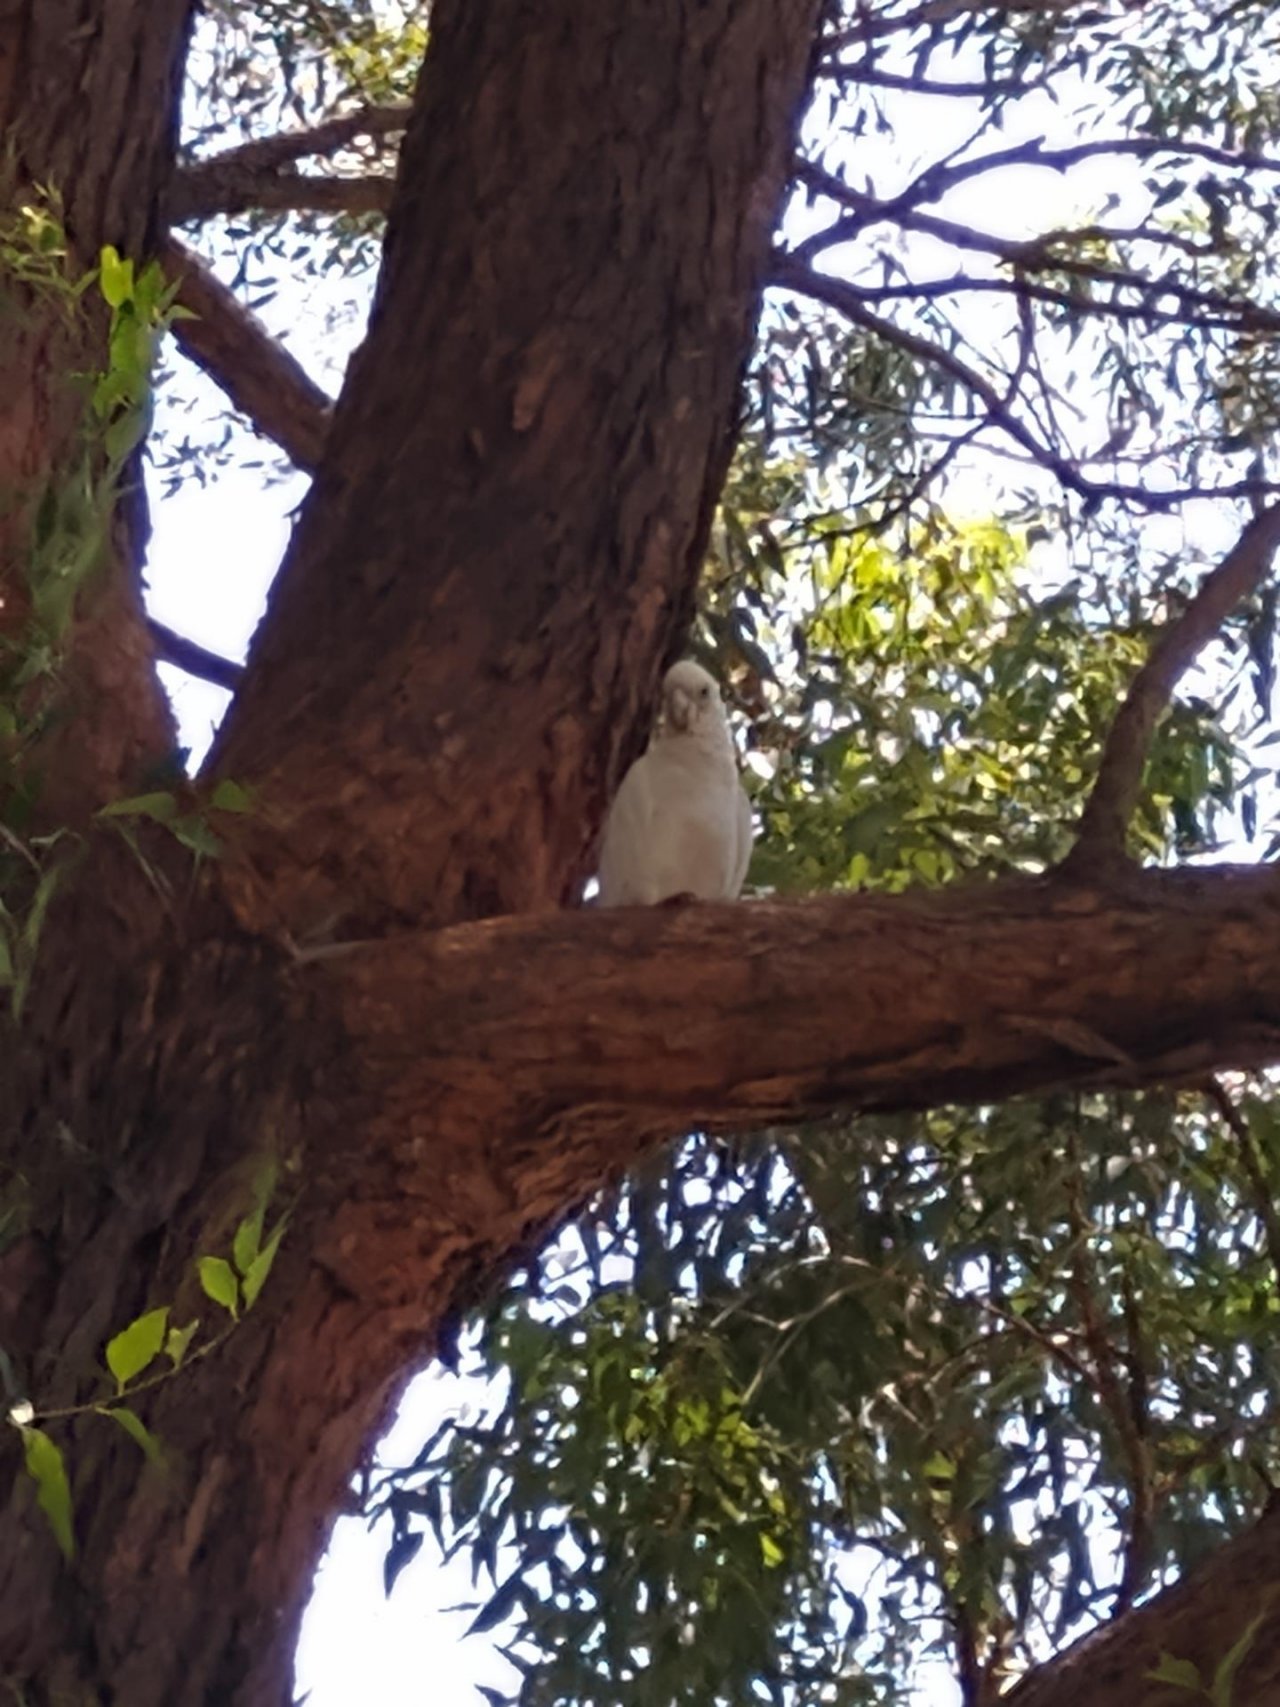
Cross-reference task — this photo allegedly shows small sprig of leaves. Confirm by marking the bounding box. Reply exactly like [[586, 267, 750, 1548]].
[[99, 775, 255, 868], [7, 1162, 288, 1560]]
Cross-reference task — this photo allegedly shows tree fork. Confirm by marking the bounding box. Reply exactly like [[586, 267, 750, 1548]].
[[211, 0, 826, 939]]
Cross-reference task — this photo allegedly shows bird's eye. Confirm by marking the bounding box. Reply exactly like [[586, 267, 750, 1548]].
[[699, 685, 710, 700]]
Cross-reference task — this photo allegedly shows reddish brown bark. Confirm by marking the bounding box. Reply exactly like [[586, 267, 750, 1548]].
[[211, 0, 822, 939], [0, 0, 192, 821]]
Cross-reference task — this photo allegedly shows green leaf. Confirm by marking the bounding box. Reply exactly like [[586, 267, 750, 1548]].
[[1146, 1653, 1203, 1693], [98, 244, 132, 309], [98, 791, 179, 823], [100, 1405, 165, 1466], [197, 1256, 240, 1319], [209, 779, 254, 814], [105, 1306, 169, 1393], [171, 817, 223, 859], [20, 1425, 74, 1559], [233, 1204, 263, 1277], [104, 409, 147, 467], [165, 1319, 199, 1369], [241, 1221, 287, 1311]]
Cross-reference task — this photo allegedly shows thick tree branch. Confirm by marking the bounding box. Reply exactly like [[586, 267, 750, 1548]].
[[1064, 504, 1280, 874], [158, 235, 333, 472], [327, 865, 1280, 1145], [210, 0, 825, 939], [1005, 1502, 1280, 1706], [188, 104, 410, 174]]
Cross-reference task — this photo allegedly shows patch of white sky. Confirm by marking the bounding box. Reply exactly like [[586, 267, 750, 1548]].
[[144, 21, 1266, 1705]]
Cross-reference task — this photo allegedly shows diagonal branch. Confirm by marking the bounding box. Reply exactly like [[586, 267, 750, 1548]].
[[184, 104, 410, 175], [147, 617, 245, 691], [1063, 504, 1280, 875], [171, 105, 407, 223], [1004, 1500, 1280, 1707], [158, 235, 333, 472], [1204, 1078, 1280, 1293]]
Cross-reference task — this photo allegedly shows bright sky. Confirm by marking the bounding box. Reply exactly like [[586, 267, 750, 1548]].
[[144, 43, 1254, 1706]]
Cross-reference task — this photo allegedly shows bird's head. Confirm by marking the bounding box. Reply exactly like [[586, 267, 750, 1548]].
[[661, 659, 724, 736]]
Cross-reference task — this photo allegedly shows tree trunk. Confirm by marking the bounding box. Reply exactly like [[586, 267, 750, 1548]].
[[0, 0, 191, 821], [211, 0, 822, 939]]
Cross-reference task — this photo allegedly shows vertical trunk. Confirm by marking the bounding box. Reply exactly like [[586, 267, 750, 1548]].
[[214, 0, 823, 938], [0, 0, 192, 822]]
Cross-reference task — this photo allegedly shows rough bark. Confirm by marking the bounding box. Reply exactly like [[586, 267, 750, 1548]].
[[1005, 1502, 1280, 1705], [331, 863, 1280, 1135], [0, 0, 192, 818], [212, 0, 824, 939]]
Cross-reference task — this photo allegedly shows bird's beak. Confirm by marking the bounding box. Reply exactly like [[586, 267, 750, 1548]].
[[666, 687, 692, 731]]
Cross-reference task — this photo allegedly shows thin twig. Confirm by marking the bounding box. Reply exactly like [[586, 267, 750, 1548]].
[[158, 235, 333, 473], [1205, 1078, 1280, 1294], [816, 60, 1049, 98], [1062, 504, 1280, 875], [883, 132, 1280, 220], [1063, 1133, 1151, 1614]]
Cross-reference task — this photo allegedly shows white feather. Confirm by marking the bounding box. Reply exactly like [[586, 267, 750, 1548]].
[[597, 661, 754, 906]]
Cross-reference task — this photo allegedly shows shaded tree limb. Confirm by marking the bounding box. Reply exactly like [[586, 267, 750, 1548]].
[[791, 160, 1270, 315], [158, 235, 333, 472], [170, 170, 394, 223], [815, 60, 1048, 97], [1004, 1501, 1280, 1707], [1063, 504, 1280, 875], [147, 616, 245, 691], [328, 863, 1280, 1134], [208, 0, 823, 941], [1064, 1136, 1152, 1613], [884, 131, 1280, 220], [170, 104, 408, 222]]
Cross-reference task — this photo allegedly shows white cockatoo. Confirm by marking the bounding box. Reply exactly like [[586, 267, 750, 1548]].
[[596, 659, 754, 906]]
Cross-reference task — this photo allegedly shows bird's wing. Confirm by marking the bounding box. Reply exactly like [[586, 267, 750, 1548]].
[[596, 752, 655, 905], [730, 782, 754, 897]]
